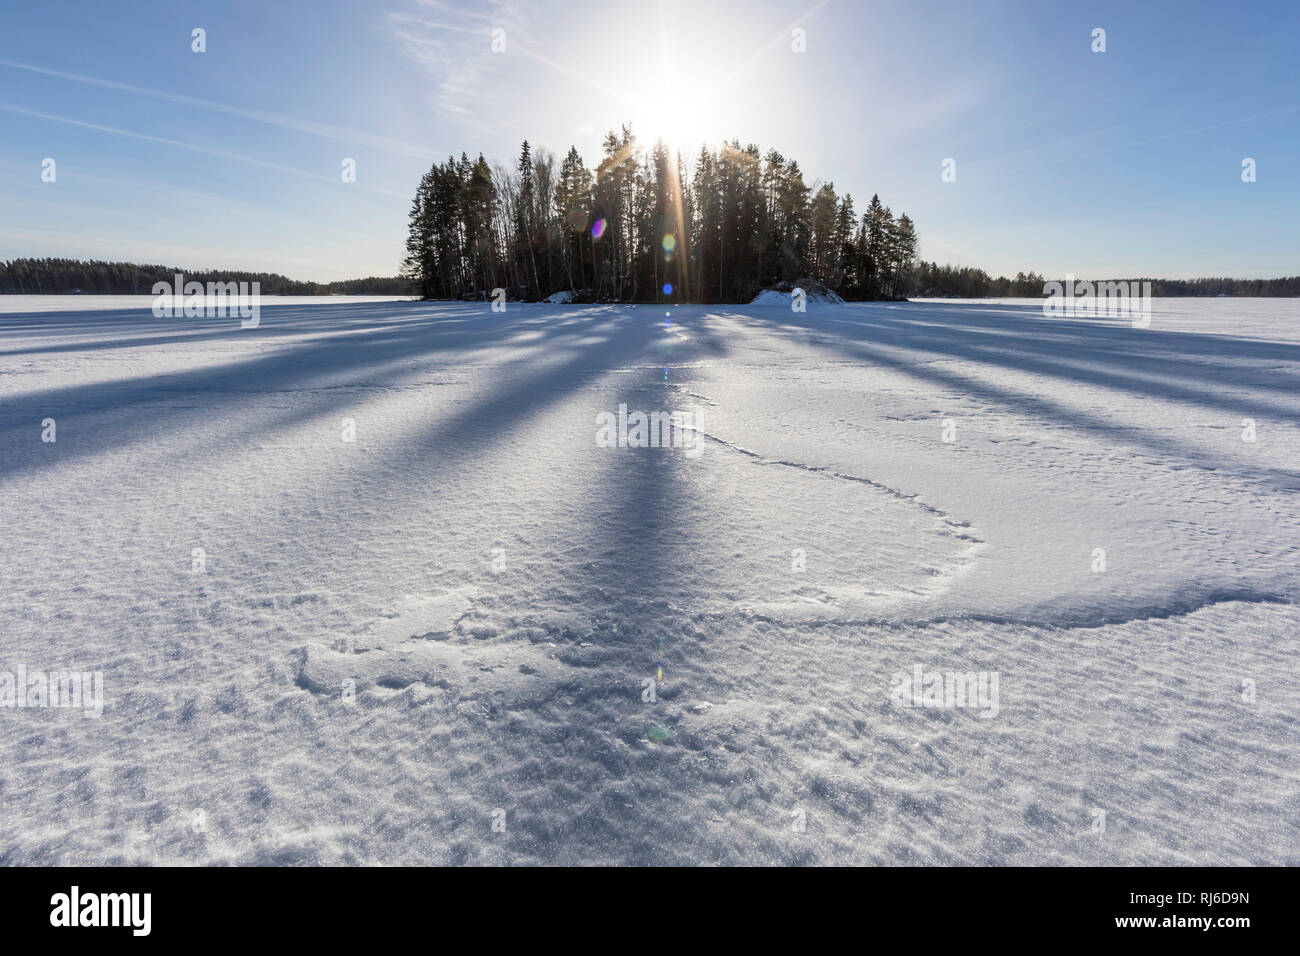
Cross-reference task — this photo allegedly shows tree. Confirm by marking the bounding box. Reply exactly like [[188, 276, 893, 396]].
[[398, 124, 929, 304]]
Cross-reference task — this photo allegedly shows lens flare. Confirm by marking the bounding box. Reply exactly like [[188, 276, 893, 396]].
[[591, 218, 607, 239], [663, 283, 673, 296], [661, 234, 676, 253]]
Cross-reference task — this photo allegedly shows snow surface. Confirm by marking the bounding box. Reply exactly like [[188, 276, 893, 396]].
[[0, 295, 413, 314], [1, 296, 1297, 865]]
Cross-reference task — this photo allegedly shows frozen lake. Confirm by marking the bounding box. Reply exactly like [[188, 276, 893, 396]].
[[1, 296, 1296, 864]]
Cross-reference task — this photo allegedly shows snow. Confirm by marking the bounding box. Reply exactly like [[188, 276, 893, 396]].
[[750, 289, 794, 306], [0, 294, 412, 314], [751, 285, 845, 306], [1, 296, 1296, 865], [543, 290, 575, 304]]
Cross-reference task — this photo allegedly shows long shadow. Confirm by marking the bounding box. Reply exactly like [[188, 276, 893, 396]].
[[813, 307, 1300, 411], [0, 318, 418, 358], [48, 301, 738, 606], [295, 302, 727, 642], [0, 304, 665, 482], [878, 300, 1300, 360], [0, 298, 418, 330], [1, 301, 610, 413], [459, 368, 715, 864], [306, 303, 732, 512], [740, 303, 1300, 488]]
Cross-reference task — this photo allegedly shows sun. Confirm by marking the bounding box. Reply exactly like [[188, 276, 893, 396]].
[[632, 79, 717, 156], [625, 38, 722, 157]]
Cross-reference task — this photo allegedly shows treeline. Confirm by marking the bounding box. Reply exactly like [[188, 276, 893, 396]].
[[403, 126, 919, 303], [915, 263, 1048, 298], [0, 258, 415, 296], [1114, 276, 1300, 297], [325, 276, 416, 295], [914, 264, 1300, 298]]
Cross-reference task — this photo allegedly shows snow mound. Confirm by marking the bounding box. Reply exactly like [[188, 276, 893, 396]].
[[750, 280, 845, 306], [543, 290, 575, 304]]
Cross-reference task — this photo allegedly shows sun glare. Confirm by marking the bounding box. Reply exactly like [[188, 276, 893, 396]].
[[625, 33, 722, 157], [633, 78, 716, 155]]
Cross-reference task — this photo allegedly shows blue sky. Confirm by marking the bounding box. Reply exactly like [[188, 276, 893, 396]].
[[1, 0, 1296, 282]]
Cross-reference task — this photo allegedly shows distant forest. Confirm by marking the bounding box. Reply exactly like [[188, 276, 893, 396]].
[[403, 126, 917, 303], [0, 258, 414, 296], [914, 264, 1300, 299]]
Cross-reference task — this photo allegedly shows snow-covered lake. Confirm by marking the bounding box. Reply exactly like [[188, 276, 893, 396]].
[[0, 294, 415, 314], [1, 296, 1296, 864]]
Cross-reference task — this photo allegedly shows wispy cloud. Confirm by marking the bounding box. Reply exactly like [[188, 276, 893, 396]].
[[0, 103, 410, 199], [0, 58, 443, 159], [389, 0, 531, 124]]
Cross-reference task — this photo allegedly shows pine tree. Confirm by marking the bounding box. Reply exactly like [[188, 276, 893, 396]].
[[863, 194, 889, 298], [834, 194, 856, 292], [892, 214, 917, 297], [808, 182, 839, 286]]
